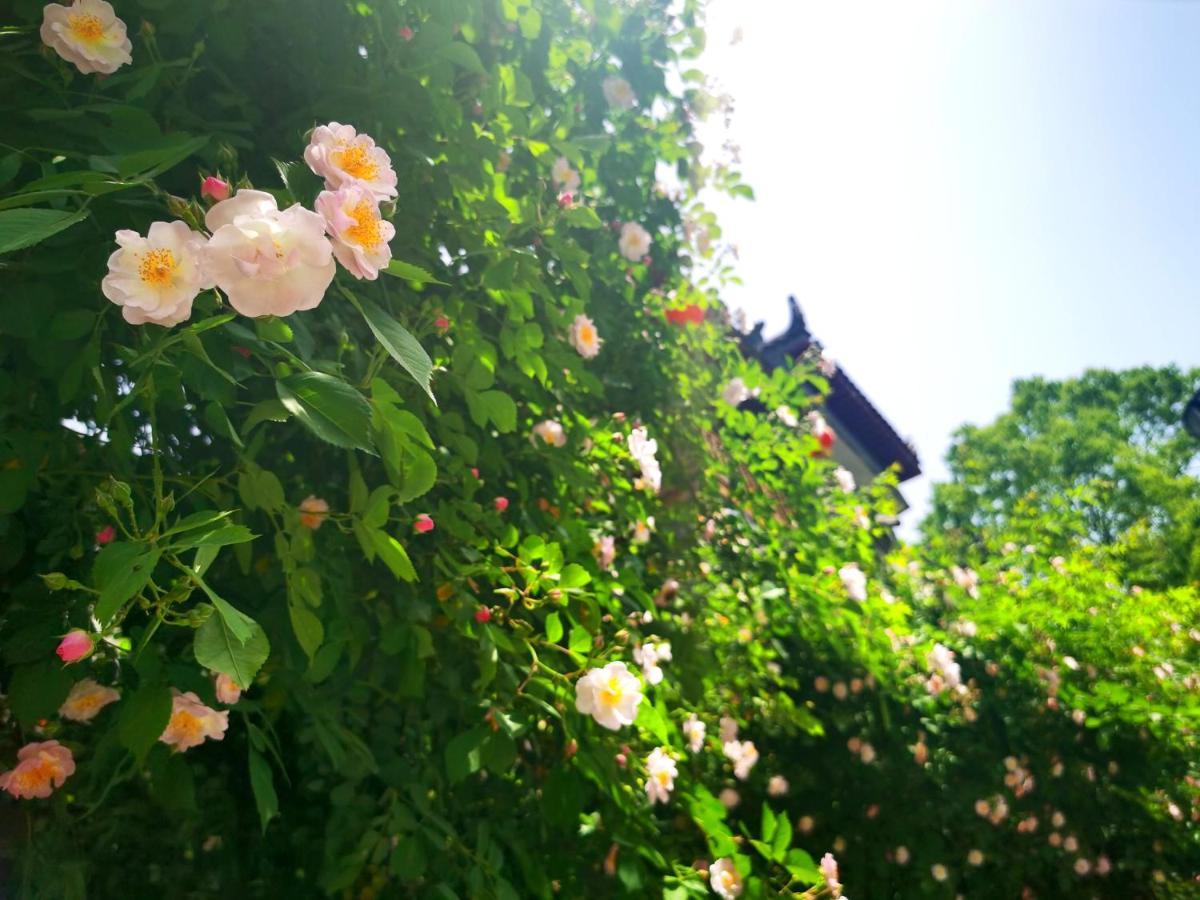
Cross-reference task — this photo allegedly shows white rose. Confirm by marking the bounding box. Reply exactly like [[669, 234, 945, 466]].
[[316, 186, 395, 280], [574, 662, 642, 730], [204, 190, 335, 318], [643, 747, 677, 805], [683, 714, 706, 753], [304, 122, 398, 201], [838, 563, 868, 602], [722, 377, 751, 407], [551, 156, 581, 193], [101, 221, 212, 327], [709, 858, 744, 899], [618, 222, 652, 262], [531, 419, 566, 447], [40, 0, 132, 75], [570, 313, 602, 358], [834, 467, 856, 492], [602, 75, 637, 110]]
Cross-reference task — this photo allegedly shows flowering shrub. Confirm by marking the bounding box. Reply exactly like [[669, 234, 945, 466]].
[[0, 1, 1197, 897]]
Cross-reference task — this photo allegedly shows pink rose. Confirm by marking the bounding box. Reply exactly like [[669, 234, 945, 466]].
[[200, 175, 231, 202], [56, 630, 93, 664], [414, 514, 435, 534], [493, 497, 509, 512], [0, 741, 75, 799]]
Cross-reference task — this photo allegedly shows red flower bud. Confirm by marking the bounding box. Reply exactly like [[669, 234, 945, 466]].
[[414, 514, 435, 534]]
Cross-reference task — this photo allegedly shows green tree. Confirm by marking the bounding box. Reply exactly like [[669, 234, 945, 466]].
[[924, 366, 1200, 588]]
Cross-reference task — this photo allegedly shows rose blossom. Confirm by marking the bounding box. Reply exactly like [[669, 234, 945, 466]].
[[632, 640, 671, 685], [101, 221, 212, 327], [304, 122, 397, 200], [834, 467, 857, 492], [593, 534, 616, 568], [531, 419, 566, 447], [768, 775, 789, 796], [0, 741, 75, 799], [200, 176, 231, 203], [214, 672, 241, 705], [632, 518, 654, 544], [718, 787, 740, 809], [414, 514, 435, 533], [710, 858, 743, 898], [820, 853, 840, 891], [551, 156, 581, 194], [628, 427, 662, 492], [683, 714, 706, 753], [602, 75, 637, 110], [95, 525, 116, 545], [618, 222, 652, 262], [574, 662, 642, 730], [159, 690, 229, 752], [838, 563, 867, 602], [722, 378, 751, 407], [40, 0, 131, 75], [298, 495, 330, 530], [643, 747, 677, 805], [569, 313, 602, 358], [723, 739, 759, 780], [316, 186, 395, 280], [204, 190, 335, 318], [59, 678, 120, 722], [56, 630, 93, 663]]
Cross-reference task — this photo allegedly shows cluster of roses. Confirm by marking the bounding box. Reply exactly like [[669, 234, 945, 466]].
[[101, 122, 397, 327], [1, 629, 239, 799]]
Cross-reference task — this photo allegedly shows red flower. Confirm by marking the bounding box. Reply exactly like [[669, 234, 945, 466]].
[[664, 304, 704, 326], [95, 525, 116, 545], [434, 315, 451, 332], [493, 496, 509, 512], [414, 514, 435, 534], [474, 607, 491, 623]]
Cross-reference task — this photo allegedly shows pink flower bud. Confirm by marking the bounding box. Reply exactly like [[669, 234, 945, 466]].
[[414, 514, 435, 534], [557, 192, 573, 208], [95, 525, 116, 545], [200, 176, 230, 203], [56, 630, 94, 664], [399, 25, 414, 40], [493, 496, 509, 512], [471, 468, 481, 479], [474, 607, 492, 623], [434, 315, 451, 331]]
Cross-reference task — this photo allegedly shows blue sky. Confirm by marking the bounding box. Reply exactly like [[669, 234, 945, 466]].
[[696, 0, 1200, 534]]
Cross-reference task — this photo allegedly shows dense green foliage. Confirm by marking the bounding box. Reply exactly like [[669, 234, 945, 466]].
[[1, 2, 1197, 898], [925, 366, 1200, 589]]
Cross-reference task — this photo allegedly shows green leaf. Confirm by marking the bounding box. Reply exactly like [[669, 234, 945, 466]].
[[353, 296, 437, 402], [479, 390, 517, 433], [568, 625, 592, 654], [0, 208, 89, 255], [193, 611, 270, 690], [289, 602, 324, 661], [173, 525, 256, 550], [366, 528, 417, 582], [391, 837, 426, 881], [243, 399, 291, 432], [277, 372, 375, 452], [162, 509, 234, 537], [94, 544, 162, 625], [248, 747, 279, 833], [118, 684, 173, 762], [91, 134, 210, 179], [445, 725, 490, 783], [383, 259, 448, 285], [544, 611, 563, 643], [562, 205, 603, 229], [8, 661, 72, 727], [559, 564, 591, 589], [439, 42, 486, 74]]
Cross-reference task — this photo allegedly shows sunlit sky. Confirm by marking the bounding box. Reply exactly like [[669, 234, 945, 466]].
[[696, 0, 1200, 535]]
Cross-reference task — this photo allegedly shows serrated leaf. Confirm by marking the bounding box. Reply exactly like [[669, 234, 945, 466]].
[[353, 296, 436, 402], [559, 564, 591, 589], [248, 747, 279, 833], [0, 207, 89, 254], [277, 372, 375, 452], [383, 259, 448, 285], [118, 684, 172, 762], [194, 611, 270, 690], [366, 528, 417, 582], [94, 544, 162, 625], [544, 611, 563, 643]]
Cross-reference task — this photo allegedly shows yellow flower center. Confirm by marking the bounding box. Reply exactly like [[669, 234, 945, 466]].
[[138, 249, 177, 288], [655, 770, 671, 786], [719, 871, 736, 888], [345, 200, 383, 248], [332, 144, 379, 182], [578, 323, 595, 345], [16, 759, 56, 792], [68, 13, 105, 44], [171, 709, 204, 743], [599, 675, 623, 707], [73, 693, 104, 712]]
